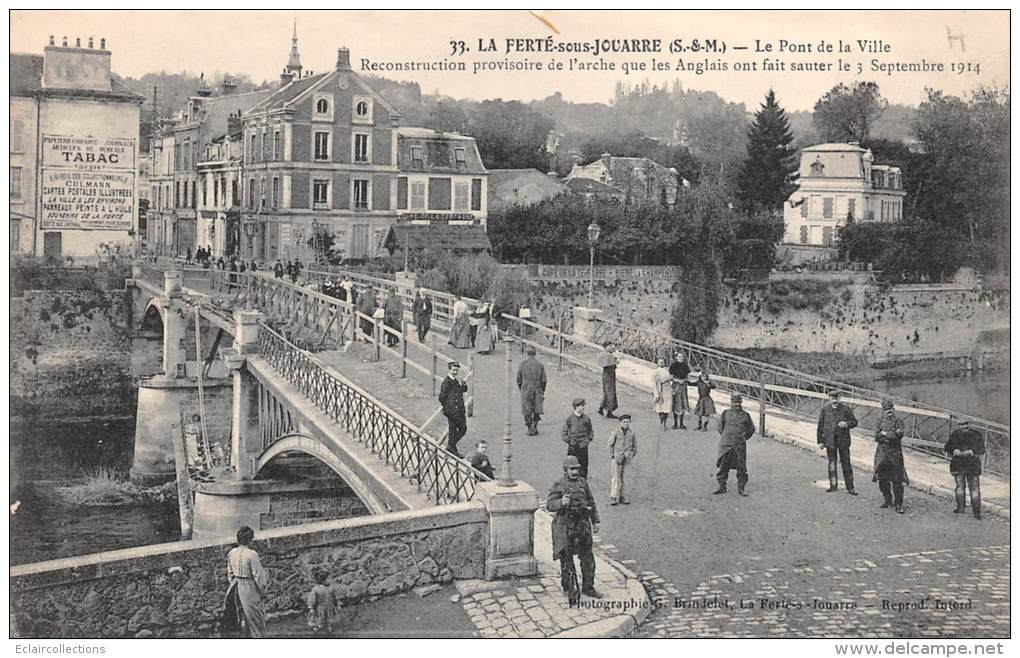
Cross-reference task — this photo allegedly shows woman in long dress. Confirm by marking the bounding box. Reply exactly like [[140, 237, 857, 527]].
[[223, 525, 268, 638], [475, 304, 497, 354], [597, 342, 619, 419], [691, 372, 717, 431], [652, 358, 674, 431], [668, 352, 691, 430], [448, 296, 473, 348]]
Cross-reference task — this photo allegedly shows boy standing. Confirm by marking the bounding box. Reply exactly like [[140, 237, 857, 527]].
[[562, 398, 594, 478], [607, 414, 637, 505]]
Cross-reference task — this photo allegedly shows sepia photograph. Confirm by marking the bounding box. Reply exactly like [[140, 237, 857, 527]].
[[6, 6, 1011, 649]]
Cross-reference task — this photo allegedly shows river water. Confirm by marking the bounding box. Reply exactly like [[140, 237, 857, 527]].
[[878, 371, 1010, 425]]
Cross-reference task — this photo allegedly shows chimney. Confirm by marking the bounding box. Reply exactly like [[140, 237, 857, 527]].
[[227, 113, 242, 139], [280, 69, 294, 87], [221, 75, 237, 95], [44, 35, 113, 91], [49, 35, 55, 46], [337, 47, 351, 70], [100, 38, 106, 49]]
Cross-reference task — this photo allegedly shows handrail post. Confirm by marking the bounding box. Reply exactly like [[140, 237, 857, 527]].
[[467, 353, 474, 418], [758, 374, 767, 438], [374, 317, 381, 362], [401, 320, 408, 379], [431, 334, 438, 397], [557, 315, 565, 371]]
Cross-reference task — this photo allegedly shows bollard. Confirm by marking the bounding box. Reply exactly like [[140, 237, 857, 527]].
[[431, 334, 438, 397], [374, 318, 381, 362], [401, 320, 408, 379]]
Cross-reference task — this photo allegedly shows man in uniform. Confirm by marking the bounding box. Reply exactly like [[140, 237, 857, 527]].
[[944, 417, 985, 520], [817, 390, 859, 495], [516, 345, 547, 435], [547, 455, 602, 603], [714, 395, 756, 496], [439, 361, 468, 457], [412, 289, 433, 343], [561, 398, 594, 478]]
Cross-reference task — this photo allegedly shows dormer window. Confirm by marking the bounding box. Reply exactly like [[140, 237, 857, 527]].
[[454, 148, 466, 165], [353, 96, 373, 124], [810, 159, 825, 176], [316, 98, 329, 114], [411, 145, 423, 162]]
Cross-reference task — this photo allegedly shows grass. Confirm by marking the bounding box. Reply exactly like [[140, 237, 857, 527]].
[[55, 466, 139, 505]]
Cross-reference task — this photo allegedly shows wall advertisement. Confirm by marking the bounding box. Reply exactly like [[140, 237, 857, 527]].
[[40, 134, 136, 231]]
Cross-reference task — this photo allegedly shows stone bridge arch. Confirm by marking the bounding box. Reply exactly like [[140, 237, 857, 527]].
[[254, 433, 390, 515]]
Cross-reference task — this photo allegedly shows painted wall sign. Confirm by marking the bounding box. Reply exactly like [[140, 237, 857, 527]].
[[40, 134, 136, 230]]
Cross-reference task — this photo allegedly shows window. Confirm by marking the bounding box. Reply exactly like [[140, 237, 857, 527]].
[[454, 148, 466, 165], [847, 198, 856, 219], [10, 167, 22, 199], [799, 225, 808, 244], [410, 181, 426, 210], [314, 131, 330, 160], [822, 197, 833, 219], [316, 98, 329, 114], [822, 226, 833, 246], [11, 220, 20, 252], [272, 177, 280, 209], [249, 134, 256, 162], [471, 178, 482, 211], [355, 100, 369, 118], [262, 131, 270, 160], [454, 182, 469, 210], [191, 181, 197, 209], [274, 131, 282, 160], [10, 120, 24, 153], [799, 198, 807, 218], [352, 179, 369, 210], [411, 145, 423, 162], [203, 179, 208, 207], [313, 179, 329, 207], [248, 178, 255, 209], [354, 133, 370, 163], [259, 178, 266, 208]]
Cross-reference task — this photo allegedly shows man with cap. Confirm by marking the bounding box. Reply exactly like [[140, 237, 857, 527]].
[[516, 345, 547, 435], [944, 416, 985, 520], [562, 398, 594, 478], [439, 361, 469, 457], [714, 395, 756, 496], [817, 390, 859, 494], [547, 455, 602, 602], [873, 397, 908, 513], [607, 413, 637, 505]]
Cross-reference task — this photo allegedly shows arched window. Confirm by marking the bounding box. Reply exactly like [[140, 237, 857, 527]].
[[355, 100, 369, 117], [316, 98, 329, 114]]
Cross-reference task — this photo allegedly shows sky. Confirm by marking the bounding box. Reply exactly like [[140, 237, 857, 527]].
[[10, 9, 1010, 111]]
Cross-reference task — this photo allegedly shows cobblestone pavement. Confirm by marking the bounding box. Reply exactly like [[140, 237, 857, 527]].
[[607, 543, 1010, 638]]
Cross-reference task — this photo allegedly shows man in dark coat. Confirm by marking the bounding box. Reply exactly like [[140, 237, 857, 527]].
[[817, 390, 859, 494], [944, 417, 985, 520], [714, 395, 756, 496], [596, 342, 619, 419], [516, 345, 547, 435], [383, 292, 403, 347], [561, 398, 594, 478], [438, 361, 468, 457], [357, 287, 377, 340], [547, 455, 602, 602], [273, 260, 285, 279], [412, 289, 433, 343], [874, 397, 908, 513]]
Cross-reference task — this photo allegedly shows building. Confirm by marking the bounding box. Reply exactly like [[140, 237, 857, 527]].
[[240, 47, 403, 263], [564, 177, 624, 204], [395, 127, 488, 225], [10, 36, 144, 261], [566, 154, 680, 206], [146, 133, 175, 254], [487, 168, 565, 213], [783, 143, 906, 247]]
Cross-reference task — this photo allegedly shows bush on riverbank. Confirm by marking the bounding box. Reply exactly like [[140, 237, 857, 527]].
[[53, 467, 177, 506]]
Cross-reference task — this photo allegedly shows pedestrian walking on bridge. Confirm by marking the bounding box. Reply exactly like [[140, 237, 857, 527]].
[[607, 414, 637, 505], [817, 390, 859, 495], [874, 398, 908, 513], [439, 361, 469, 457], [596, 342, 619, 419], [652, 358, 673, 430], [517, 345, 547, 435], [944, 417, 985, 520], [714, 395, 756, 496], [562, 398, 594, 477], [547, 455, 602, 603], [412, 289, 433, 342]]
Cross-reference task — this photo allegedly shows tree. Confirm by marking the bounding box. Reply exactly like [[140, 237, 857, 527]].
[[468, 100, 554, 170], [812, 82, 888, 143], [736, 89, 797, 213]]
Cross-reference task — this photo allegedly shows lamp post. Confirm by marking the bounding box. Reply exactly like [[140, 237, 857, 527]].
[[243, 220, 257, 260], [311, 218, 320, 265], [586, 221, 601, 309], [498, 335, 516, 487]]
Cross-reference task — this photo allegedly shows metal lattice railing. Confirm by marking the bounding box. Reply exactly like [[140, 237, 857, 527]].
[[255, 321, 487, 504], [592, 320, 1009, 477]]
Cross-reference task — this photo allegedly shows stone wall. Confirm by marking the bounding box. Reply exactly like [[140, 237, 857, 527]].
[[10, 288, 135, 418], [10, 503, 487, 638], [260, 486, 370, 529]]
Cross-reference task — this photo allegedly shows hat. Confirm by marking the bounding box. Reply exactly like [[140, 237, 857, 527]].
[[526, 345, 536, 355], [572, 398, 586, 408], [448, 361, 461, 369], [731, 395, 742, 404], [881, 397, 894, 409], [563, 455, 581, 469], [618, 413, 631, 421]]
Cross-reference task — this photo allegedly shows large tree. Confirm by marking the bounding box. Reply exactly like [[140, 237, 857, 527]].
[[468, 100, 554, 170], [736, 89, 797, 212], [812, 81, 888, 143]]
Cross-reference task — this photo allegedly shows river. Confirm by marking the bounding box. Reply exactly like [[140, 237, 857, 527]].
[[878, 370, 1010, 425]]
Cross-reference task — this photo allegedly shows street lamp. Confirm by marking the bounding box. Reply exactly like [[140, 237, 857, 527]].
[[586, 221, 601, 309], [311, 219, 320, 265], [243, 221, 257, 259], [498, 335, 516, 487]]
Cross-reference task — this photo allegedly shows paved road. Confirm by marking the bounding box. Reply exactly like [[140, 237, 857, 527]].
[[365, 338, 1010, 638]]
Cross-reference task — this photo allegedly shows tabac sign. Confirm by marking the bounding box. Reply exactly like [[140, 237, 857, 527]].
[[40, 134, 137, 231]]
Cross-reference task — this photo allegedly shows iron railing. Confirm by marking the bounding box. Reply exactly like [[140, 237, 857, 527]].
[[591, 320, 1009, 477], [255, 321, 486, 504]]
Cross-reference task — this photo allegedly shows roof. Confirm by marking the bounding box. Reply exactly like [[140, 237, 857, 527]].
[[398, 127, 487, 175], [487, 169, 566, 211], [383, 223, 492, 253], [10, 53, 44, 95], [248, 72, 328, 112], [801, 143, 867, 153], [198, 89, 274, 137], [565, 177, 622, 195], [798, 149, 866, 179]]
